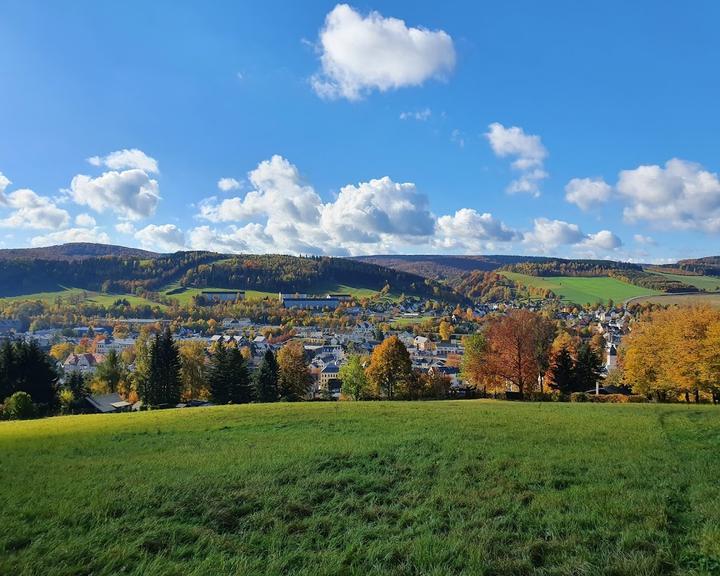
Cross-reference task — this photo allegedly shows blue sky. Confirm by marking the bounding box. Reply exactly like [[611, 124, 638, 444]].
[[1, 1, 719, 261]]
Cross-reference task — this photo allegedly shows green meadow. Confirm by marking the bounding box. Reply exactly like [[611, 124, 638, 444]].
[[650, 272, 720, 292], [0, 287, 166, 309], [502, 272, 662, 305], [1, 401, 719, 575]]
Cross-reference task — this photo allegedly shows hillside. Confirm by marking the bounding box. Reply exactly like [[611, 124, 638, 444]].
[[0, 247, 460, 302], [0, 242, 160, 261], [1, 401, 718, 575]]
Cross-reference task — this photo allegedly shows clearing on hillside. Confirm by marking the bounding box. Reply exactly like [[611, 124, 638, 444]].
[[1, 401, 718, 575], [502, 272, 662, 305]]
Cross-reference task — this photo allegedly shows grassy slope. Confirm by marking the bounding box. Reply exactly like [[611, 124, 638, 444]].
[[629, 293, 720, 308], [1, 401, 718, 576], [503, 272, 662, 305], [0, 287, 165, 309], [651, 271, 720, 292]]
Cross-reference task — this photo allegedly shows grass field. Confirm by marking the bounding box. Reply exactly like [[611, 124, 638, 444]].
[[503, 272, 662, 305], [1, 401, 719, 575], [0, 287, 166, 309], [650, 271, 720, 292], [628, 293, 720, 308]]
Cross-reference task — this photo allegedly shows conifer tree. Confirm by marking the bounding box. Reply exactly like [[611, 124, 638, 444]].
[[548, 346, 575, 395], [227, 346, 252, 404], [575, 343, 604, 393], [254, 349, 279, 403], [208, 340, 230, 403]]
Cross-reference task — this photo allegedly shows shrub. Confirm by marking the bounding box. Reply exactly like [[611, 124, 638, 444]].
[[4, 392, 37, 420], [570, 392, 589, 403], [627, 394, 648, 403], [592, 394, 629, 403], [550, 390, 568, 402]]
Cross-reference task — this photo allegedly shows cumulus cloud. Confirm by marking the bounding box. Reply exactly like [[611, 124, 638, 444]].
[[134, 224, 185, 252], [311, 4, 455, 100], [0, 171, 10, 204], [434, 209, 519, 250], [88, 149, 159, 174], [187, 224, 274, 254], [115, 222, 136, 235], [31, 227, 111, 247], [523, 218, 621, 255], [633, 234, 656, 245], [320, 177, 435, 244], [617, 158, 720, 232], [75, 213, 97, 228], [69, 169, 161, 220], [0, 189, 70, 230], [400, 108, 432, 121], [565, 177, 612, 211], [217, 177, 242, 192], [485, 123, 548, 196]]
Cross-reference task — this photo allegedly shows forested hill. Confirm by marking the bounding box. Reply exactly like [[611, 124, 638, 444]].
[[0, 242, 159, 261], [0, 247, 461, 301], [352, 255, 556, 280]]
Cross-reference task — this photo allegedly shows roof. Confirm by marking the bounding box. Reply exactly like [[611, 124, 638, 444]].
[[86, 393, 126, 413]]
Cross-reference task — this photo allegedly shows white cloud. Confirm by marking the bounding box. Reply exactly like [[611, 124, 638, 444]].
[[633, 234, 656, 246], [217, 177, 242, 192], [69, 169, 161, 220], [187, 224, 274, 254], [320, 176, 435, 244], [434, 209, 518, 250], [617, 158, 720, 232], [134, 224, 185, 252], [31, 227, 111, 247], [0, 189, 70, 230], [399, 108, 432, 121], [0, 171, 10, 204], [311, 4, 455, 100], [485, 123, 548, 196], [565, 177, 612, 211], [115, 222, 136, 235], [580, 230, 623, 252], [523, 218, 621, 255], [75, 213, 97, 228], [451, 128, 465, 148], [88, 149, 159, 174]]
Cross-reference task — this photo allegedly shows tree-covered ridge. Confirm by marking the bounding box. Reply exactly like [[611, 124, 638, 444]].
[[0, 252, 219, 296], [670, 256, 720, 276], [178, 255, 462, 300]]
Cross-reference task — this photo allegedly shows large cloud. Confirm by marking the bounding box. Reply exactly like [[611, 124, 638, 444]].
[[485, 123, 548, 196], [617, 158, 720, 232], [311, 4, 455, 100], [320, 177, 435, 243], [523, 218, 621, 255], [0, 189, 70, 230], [565, 177, 612, 211], [0, 171, 10, 204], [434, 209, 519, 250], [134, 224, 185, 252], [31, 227, 111, 247], [88, 149, 159, 174], [69, 168, 161, 220]]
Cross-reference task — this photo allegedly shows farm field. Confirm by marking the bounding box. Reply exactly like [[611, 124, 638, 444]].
[[650, 271, 720, 292], [0, 287, 166, 309], [503, 272, 662, 305], [628, 292, 720, 308], [1, 401, 719, 576]]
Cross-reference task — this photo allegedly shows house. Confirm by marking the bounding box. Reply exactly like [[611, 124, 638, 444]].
[[281, 296, 340, 310], [64, 353, 105, 375], [86, 393, 132, 413], [414, 336, 430, 351], [97, 338, 135, 355]]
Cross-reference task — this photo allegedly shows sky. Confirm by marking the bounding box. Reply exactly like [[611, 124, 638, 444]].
[[1, 1, 719, 262]]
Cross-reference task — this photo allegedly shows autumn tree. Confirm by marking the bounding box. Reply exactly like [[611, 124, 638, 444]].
[[94, 350, 126, 393], [49, 342, 74, 362], [277, 341, 312, 401], [485, 310, 552, 397], [339, 354, 369, 400], [179, 340, 208, 400], [439, 320, 454, 341], [366, 336, 413, 399], [460, 333, 489, 393]]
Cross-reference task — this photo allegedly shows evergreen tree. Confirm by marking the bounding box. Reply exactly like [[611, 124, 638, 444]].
[[548, 346, 575, 395], [575, 343, 604, 393], [142, 328, 182, 406], [254, 349, 279, 403], [0, 339, 16, 402], [208, 340, 230, 404], [227, 347, 252, 404], [95, 349, 125, 393], [14, 340, 58, 409]]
